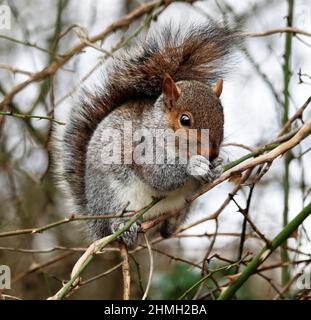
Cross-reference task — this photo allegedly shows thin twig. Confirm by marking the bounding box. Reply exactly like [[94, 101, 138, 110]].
[[244, 27, 311, 38], [0, 111, 65, 125], [278, 96, 311, 137], [0, 212, 136, 238], [142, 234, 153, 300], [120, 241, 131, 300], [0, 64, 34, 76]]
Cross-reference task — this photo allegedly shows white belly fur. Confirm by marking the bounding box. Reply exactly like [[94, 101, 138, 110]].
[[110, 177, 197, 220]]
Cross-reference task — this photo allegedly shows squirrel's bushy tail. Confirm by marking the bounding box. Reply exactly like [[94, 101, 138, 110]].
[[117, 23, 240, 96], [62, 23, 241, 209]]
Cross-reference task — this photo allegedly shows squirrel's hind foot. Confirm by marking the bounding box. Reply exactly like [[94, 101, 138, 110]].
[[159, 219, 177, 238]]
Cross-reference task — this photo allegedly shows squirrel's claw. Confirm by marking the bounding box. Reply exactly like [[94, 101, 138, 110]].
[[211, 157, 224, 179], [111, 220, 138, 248], [187, 155, 223, 183]]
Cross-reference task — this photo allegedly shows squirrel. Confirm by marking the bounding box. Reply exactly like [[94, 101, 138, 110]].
[[57, 23, 240, 247]]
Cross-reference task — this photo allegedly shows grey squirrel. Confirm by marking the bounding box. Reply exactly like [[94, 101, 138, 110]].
[[59, 23, 240, 246]]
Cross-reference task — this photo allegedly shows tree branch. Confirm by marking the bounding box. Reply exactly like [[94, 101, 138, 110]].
[[218, 201, 311, 300]]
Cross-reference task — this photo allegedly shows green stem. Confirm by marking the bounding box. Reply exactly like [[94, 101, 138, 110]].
[[224, 143, 279, 171], [218, 201, 311, 300], [282, 0, 294, 287], [283, 0, 294, 125]]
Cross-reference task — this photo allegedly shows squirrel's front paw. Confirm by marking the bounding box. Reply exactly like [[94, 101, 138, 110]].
[[187, 155, 223, 183], [111, 220, 138, 248]]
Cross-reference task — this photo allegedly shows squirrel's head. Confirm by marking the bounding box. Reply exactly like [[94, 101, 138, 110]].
[[160, 73, 224, 161]]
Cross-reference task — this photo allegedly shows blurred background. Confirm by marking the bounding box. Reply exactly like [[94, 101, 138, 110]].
[[0, 0, 311, 300]]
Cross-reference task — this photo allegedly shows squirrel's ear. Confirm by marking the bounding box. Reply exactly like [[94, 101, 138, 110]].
[[162, 73, 181, 109], [213, 79, 223, 98]]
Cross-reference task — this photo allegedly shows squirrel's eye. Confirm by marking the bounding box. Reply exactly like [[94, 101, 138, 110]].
[[180, 114, 191, 127]]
